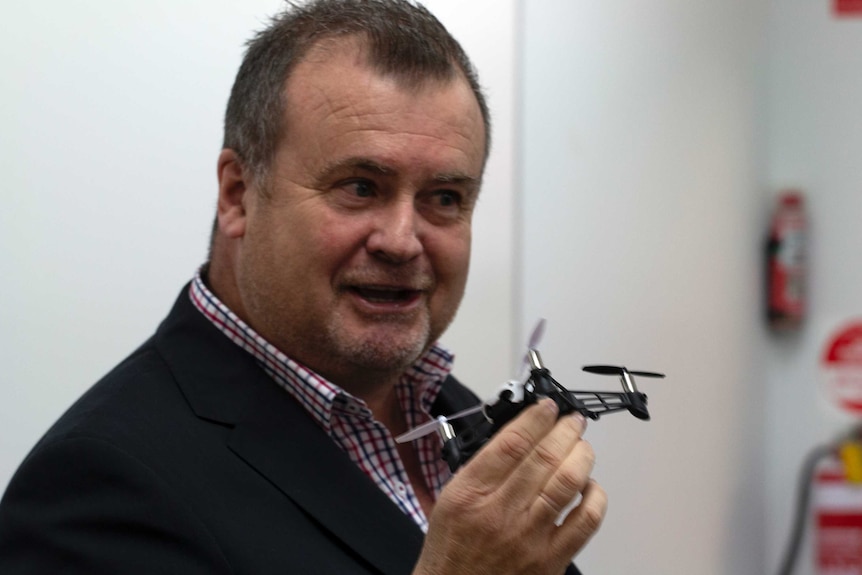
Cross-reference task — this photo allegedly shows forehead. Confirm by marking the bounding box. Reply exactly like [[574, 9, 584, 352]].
[[280, 38, 487, 169]]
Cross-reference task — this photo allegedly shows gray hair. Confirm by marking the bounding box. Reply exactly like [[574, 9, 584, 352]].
[[222, 0, 491, 184]]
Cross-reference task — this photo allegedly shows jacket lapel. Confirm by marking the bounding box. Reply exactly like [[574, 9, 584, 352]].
[[155, 286, 425, 574], [227, 384, 425, 575]]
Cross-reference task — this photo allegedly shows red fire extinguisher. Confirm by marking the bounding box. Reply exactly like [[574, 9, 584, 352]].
[[776, 436, 862, 575], [813, 443, 862, 574], [766, 190, 807, 331]]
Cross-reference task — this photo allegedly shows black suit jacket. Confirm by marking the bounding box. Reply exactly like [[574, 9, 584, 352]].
[[0, 286, 582, 574]]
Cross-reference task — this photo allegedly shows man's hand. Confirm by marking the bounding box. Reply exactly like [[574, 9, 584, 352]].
[[414, 399, 606, 575]]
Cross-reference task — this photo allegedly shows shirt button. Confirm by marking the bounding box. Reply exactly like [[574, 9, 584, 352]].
[[395, 482, 407, 496]]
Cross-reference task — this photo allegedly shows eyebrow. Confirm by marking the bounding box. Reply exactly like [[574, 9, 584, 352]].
[[317, 156, 481, 191]]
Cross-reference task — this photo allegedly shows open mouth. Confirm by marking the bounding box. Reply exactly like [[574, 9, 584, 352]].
[[351, 286, 421, 304]]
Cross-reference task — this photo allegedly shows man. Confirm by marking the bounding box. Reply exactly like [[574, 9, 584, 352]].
[[0, 1, 605, 573]]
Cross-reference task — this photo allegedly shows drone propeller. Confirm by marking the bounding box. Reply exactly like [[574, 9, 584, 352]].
[[517, 318, 546, 376], [528, 318, 546, 349], [582, 365, 665, 378], [394, 404, 484, 443]]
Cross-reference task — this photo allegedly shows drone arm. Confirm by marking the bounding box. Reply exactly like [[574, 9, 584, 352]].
[[569, 390, 650, 421], [440, 418, 494, 472]]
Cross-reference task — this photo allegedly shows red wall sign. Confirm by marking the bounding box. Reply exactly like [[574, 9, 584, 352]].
[[835, 0, 862, 16], [822, 321, 862, 416]]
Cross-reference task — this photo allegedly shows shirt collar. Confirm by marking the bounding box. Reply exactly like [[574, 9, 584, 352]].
[[188, 267, 453, 435]]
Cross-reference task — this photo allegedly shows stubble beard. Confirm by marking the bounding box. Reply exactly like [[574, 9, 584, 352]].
[[323, 305, 433, 378]]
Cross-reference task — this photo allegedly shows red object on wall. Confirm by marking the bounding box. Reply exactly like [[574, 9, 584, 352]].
[[815, 459, 862, 574], [821, 321, 862, 417], [766, 191, 806, 331], [835, 0, 862, 16]]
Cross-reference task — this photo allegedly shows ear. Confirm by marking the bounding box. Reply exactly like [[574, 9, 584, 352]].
[[216, 148, 251, 239]]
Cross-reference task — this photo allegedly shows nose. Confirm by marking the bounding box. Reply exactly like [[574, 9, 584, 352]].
[[366, 198, 423, 264]]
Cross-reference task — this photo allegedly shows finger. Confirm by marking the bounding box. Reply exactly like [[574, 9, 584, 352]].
[[551, 479, 608, 561], [529, 437, 595, 524], [495, 412, 586, 507], [457, 399, 559, 491]]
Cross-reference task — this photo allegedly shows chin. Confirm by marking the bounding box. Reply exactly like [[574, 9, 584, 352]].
[[356, 343, 426, 372], [328, 317, 432, 372]]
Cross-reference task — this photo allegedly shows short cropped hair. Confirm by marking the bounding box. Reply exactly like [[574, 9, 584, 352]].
[[223, 0, 491, 184]]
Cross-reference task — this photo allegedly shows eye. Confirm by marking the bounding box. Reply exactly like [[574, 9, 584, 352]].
[[435, 190, 460, 207], [350, 180, 374, 198], [419, 189, 469, 224], [332, 179, 378, 209]]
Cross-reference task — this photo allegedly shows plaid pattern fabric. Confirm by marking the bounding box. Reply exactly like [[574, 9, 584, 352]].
[[189, 269, 453, 532]]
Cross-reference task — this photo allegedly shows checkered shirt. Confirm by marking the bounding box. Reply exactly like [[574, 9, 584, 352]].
[[189, 270, 454, 532]]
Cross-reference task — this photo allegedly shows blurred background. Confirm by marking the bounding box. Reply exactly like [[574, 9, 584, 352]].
[[2, 1, 861, 573]]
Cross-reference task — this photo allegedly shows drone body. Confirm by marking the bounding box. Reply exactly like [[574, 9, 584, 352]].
[[395, 320, 665, 472]]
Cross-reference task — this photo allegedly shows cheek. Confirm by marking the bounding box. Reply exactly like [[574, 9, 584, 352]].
[[310, 215, 372, 271], [430, 228, 472, 288]]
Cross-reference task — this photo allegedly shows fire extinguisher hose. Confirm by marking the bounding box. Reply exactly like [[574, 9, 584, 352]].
[[776, 442, 836, 575]]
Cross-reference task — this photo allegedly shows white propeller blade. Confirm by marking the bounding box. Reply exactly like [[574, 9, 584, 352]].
[[395, 404, 484, 443], [528, 318, 546, 349], [519, 318, 546, 375]]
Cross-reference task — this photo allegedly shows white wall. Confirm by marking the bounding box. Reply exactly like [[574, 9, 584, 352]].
[[520, 1, 768, 573], [764, 2, 862, 573], [1, 0, 271, 487], [0, 0, 518, 488]]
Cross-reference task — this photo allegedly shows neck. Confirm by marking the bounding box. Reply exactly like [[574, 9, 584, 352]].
[[349, 374, 408, 434], [205, 245, 247, 322]]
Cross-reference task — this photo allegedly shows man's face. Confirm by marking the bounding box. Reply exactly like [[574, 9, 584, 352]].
[[233, 40, 486, 387]]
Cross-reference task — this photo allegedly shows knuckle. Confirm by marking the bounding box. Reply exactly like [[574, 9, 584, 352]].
[[532, 441, 564, 471], [581, 497, 607, 534], [538, 491, 564, 515], [495, 429, 534, 463], [556, 465, 584, 495], [435, 481, 508, 527], [441, 472, 497, 504], [580, 482, 608, 533]]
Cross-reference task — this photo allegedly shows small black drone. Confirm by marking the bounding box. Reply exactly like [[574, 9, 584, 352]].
[[396, 321, 664, 472]]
